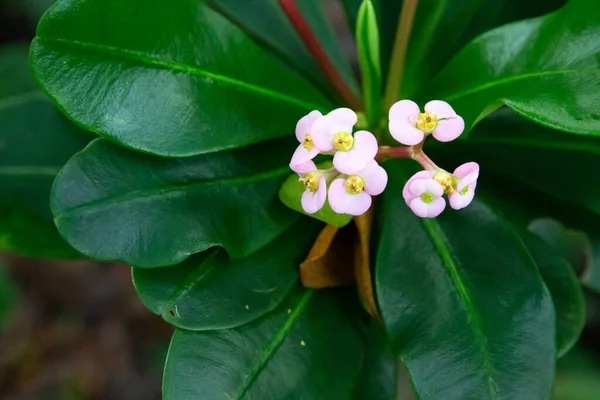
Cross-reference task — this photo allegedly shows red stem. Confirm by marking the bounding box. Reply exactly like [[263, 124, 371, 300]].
[[278, 0, 361, 110]]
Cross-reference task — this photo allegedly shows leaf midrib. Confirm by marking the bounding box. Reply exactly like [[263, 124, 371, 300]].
[[233, 290, 314, 399], [419, 217, 498, 398], [443, 69, 593, 101], [53, 165, 289, 219], [34, 36, 325, 112]]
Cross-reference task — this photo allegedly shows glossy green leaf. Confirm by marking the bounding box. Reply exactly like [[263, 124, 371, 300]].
[[51, 138, 299, 268], [400, 0, 566, 98], [375, 160, 556, 400], [352, 324, 396, 400], [425, 0, 600, 136], [206, 0, 358, 97], [522, 233, 585, 357], [0, 43, 89, 258], [163, 288, 365, 400], [279, 161, 352, 228], [356, 0, 382, 126], [31, 0, 333, 157], [132, 219, 321, 330]]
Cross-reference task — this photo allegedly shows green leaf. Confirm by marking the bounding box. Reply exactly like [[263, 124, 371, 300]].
[[163, 288, 366, 400], [521, 232, 585, 358], [529, 218, 600, 295], [51, 138, 299, 268], [352, 324, 397, 400], [425, 0, 600, 136], [132, 219, 321, 330], [400, 0, 566, 98], [0, 43, 89, 258], [31, 0, 333, 157], [375, 160, 556, 399], [356, 0, 382, 126], [279, 161, 352, 228], [206, 0, 358, 97]]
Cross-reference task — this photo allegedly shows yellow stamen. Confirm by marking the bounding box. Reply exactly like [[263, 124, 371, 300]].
[[415, 111, 438, 134], [302, 133, 314, 150], [421, 192, 434, 203], [345, 175, 364, 195], [459, 185, 469, 195], [299, 171, 320, 192], [433, 170, 455, 194], [333, 132, 354, 151]]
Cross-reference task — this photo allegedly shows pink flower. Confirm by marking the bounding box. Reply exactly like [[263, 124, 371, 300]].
[[310, 108, 377, 174], [389, 100, 465, 145], [402, 170, 446, 218], [328, 160, 387, 216], [290, 110, 322, 172], [448, 162, 479, 210], [296, 161, 327, 214]]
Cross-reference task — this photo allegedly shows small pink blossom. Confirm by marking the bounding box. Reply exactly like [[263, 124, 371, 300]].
[[448, 162, 479, 210], [290, 110, 322, 172], [389, 100, 465, 145], [297, 161, 327, 214], [402, 170, 446, 218], [328, 160, 387, 216], [310, 108, 377, 174]]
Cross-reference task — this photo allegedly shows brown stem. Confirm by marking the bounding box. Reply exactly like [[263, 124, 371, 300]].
[[376, 145, 413, 161], [278, 0, 362, 110], [383, 0, 418, 109]]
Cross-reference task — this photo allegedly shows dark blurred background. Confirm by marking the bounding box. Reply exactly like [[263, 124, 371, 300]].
[[0, 1, 171, 399], [1, 1, 600, 399]]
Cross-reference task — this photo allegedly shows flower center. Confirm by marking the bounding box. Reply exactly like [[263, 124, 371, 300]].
[[433, 170, 455, 194], [299, 171, 320, 192], [415, 112, 438, 134], [459, 185, 469, 195], [345, 175, 364, 195], [421, 192, 435, 203], [333, 132, 354, 151], [302, 133, 314, 150]]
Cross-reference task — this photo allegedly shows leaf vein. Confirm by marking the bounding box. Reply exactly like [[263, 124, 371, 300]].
[[420, 217, 498, 398], [34, 36, 325, 112], [233, 290, 314, 399]]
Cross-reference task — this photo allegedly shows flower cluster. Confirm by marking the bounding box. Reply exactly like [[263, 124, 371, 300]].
[[289, 100, 479, 218]]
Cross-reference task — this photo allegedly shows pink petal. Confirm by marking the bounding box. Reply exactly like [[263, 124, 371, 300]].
[[333, 130, 378, 174], [310, 108, 357, 151], [290, 144, 319, 171], [292, 160, 317, 175], [295, 110, 322, 143], [432, 115, 465, 142], [427, 197, 447, 217], [390, 100, 421, 119], [424, 179, 444, 197], [409, 179, 429, 196], [358, 160, 388, 196], [328, 178, 372, 216], [402, 170, 433, 205], [453, 162, 480, 179], [389, 100, 423, 146], [301, 177, 327, 214], [449, 187, 475, 210], [457, 172, 478, 192], [424, 100, 457, 118], [410, 197, 446, 218]]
